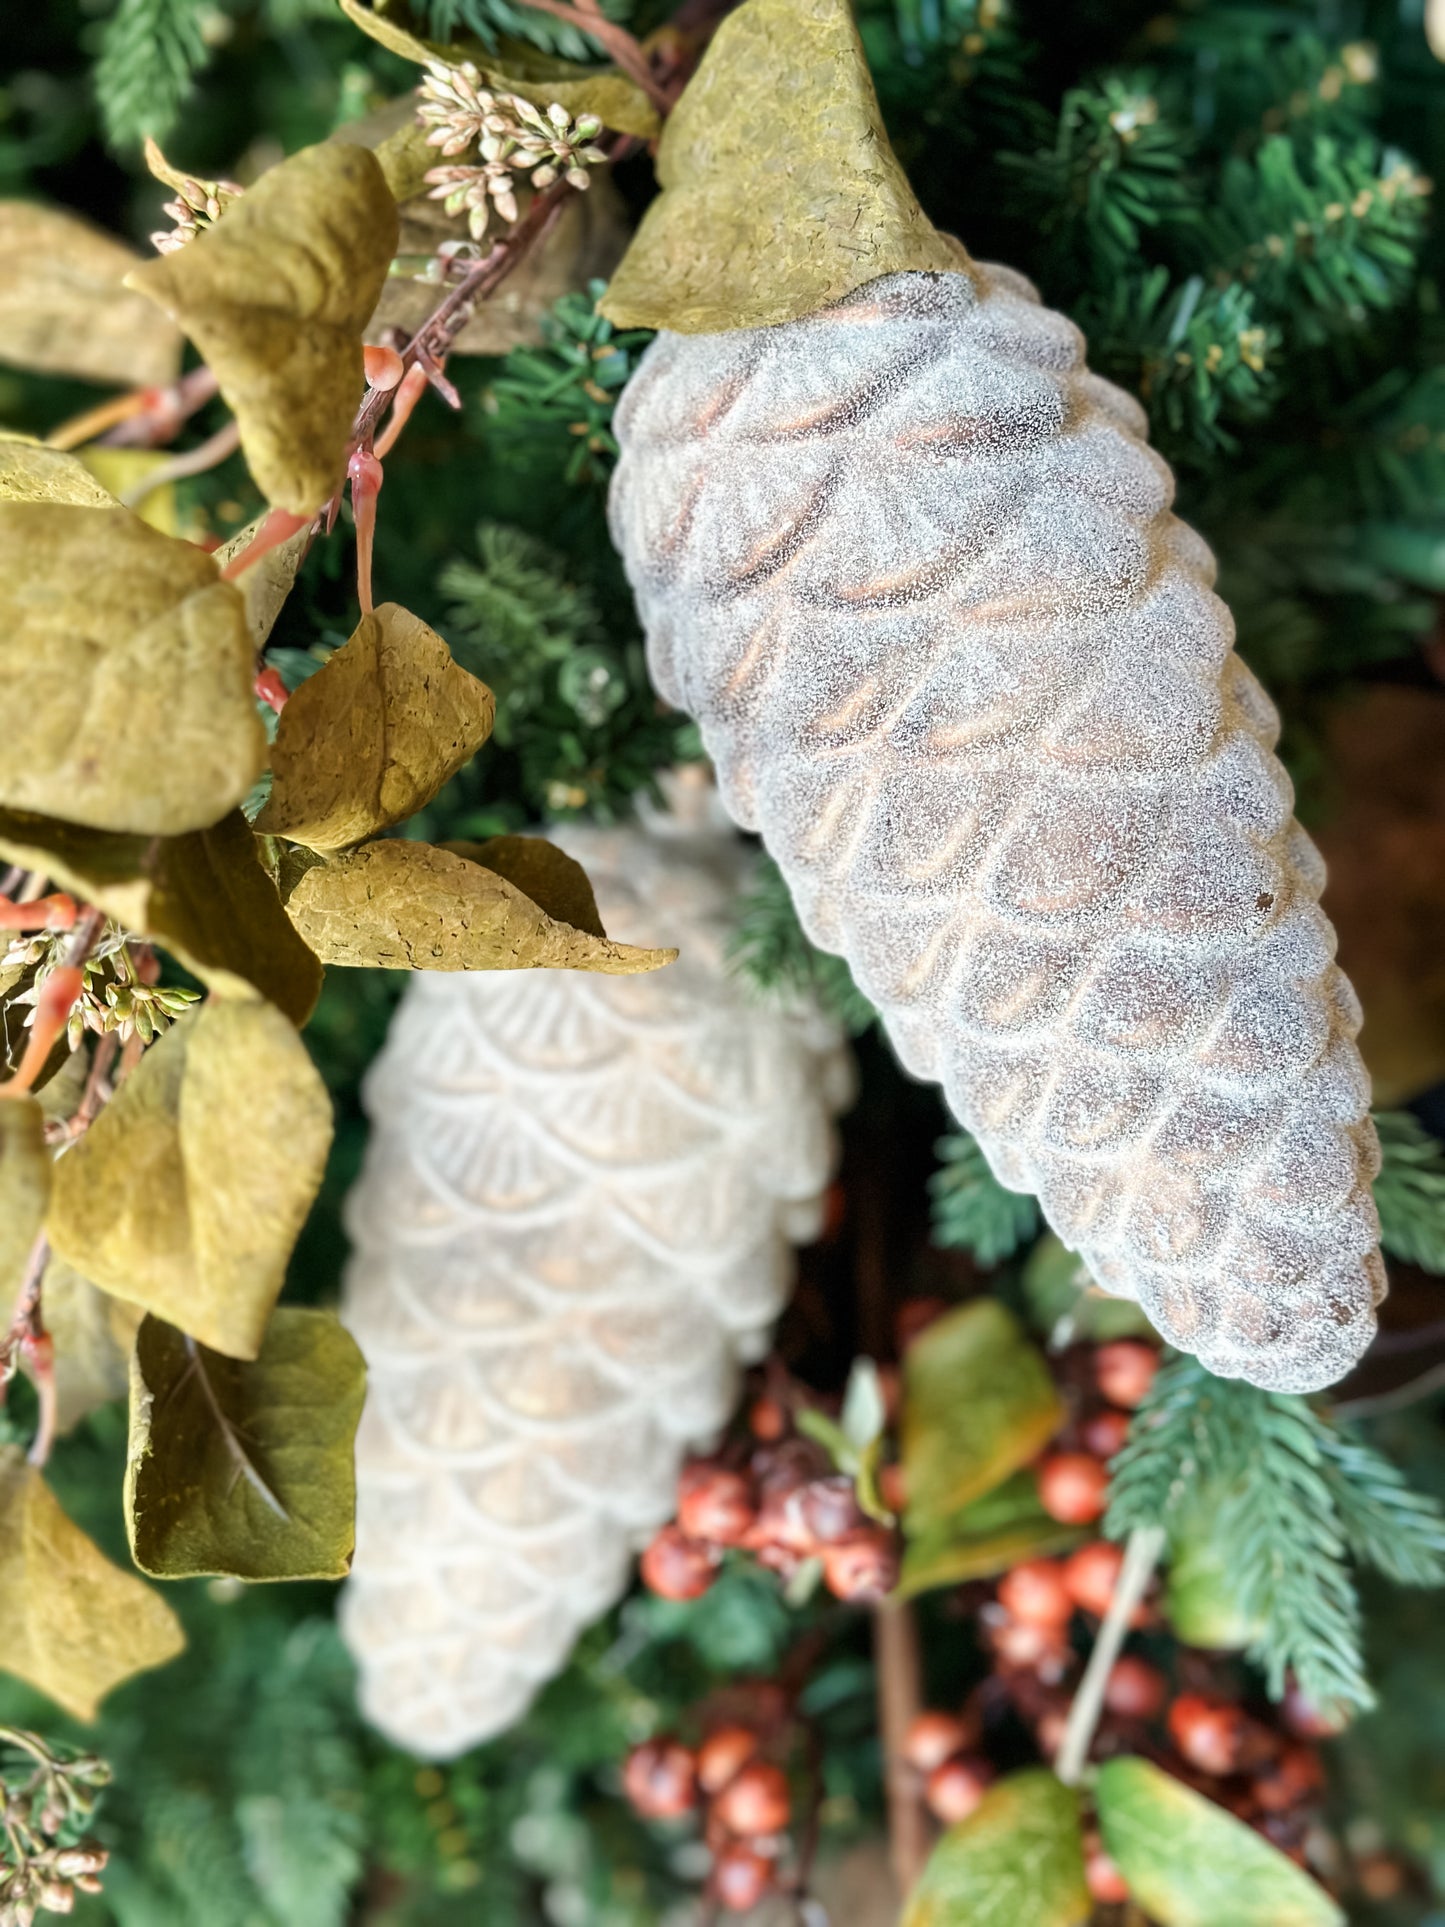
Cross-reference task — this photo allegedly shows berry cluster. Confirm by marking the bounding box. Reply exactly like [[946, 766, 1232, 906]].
[[622, 1703, 798, 1913], [640, 1394, 901, 1607]]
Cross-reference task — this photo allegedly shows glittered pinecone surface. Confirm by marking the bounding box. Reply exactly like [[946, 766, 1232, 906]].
[[340, 814, 851, 1756], [609, 266, 1384, 1394]]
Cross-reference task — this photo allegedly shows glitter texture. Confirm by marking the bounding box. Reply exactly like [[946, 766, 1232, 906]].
[[609, 266, 1385, 1395], [339, 813, 851, 1757]]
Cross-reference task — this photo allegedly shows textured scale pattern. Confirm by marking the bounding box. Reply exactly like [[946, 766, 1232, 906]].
[[339, 813, 850, 1757], [609, 267, 1386, 1394]]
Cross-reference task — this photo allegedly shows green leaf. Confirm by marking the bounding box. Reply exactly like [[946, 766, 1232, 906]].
[[0, 437, 128, 510], [280, 835, 677, 974], [1022, 1233, 1155, 1343], [0, 503, 264, 835], [45, 1261, 143, 1436], [1096, 1757, 1344, 1927], [1163, 1502, 1262, 1650], [0, 1096, 49, 1295], [902, 1300, 1062, 1532], [899, 1469, 1087, 1598], [336, 0, 661, 140], [125, 1309, 365, 1581], [48, 1002, 333, 1360], [902, 1770, 1089, 1927], [442, 833, 604, 936], [213, 515, 313, 651], [0, 808, 324, 1028], [256, 603, 495, 850], [129, 143, 399, 515], [0, 201, 182, 387], [600, 0, 965, 333], [0, 1444, 184, 1721]]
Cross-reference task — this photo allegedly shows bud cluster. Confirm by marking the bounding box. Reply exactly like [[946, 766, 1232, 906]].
[[0, 1729, 111, 1924], [623, 1696, 798, 1913], [639, 1391, 901, 1609]]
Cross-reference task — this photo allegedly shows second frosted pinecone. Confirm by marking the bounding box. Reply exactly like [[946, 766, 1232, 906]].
[[339, 807, 851, 1756], [609, 266, 1384, 1394]]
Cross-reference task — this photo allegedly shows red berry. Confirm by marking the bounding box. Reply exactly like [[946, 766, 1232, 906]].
[[1084, 1838, 1131, 1904], [1036, 1451, 1110, 1525], [902, 1711, 970, 1774], [997, 1559, 1073, 1628], [797, 1475, 865, 1545], [362, 342, 405, 391], [623, 1737, 698, 1819], [678, 1465, 757, 1547], [713, 1760, 791, 1837], [1253, 1743, 1325, 1814], [1036, 1708, 1069, 1758], [640, 1525, 719, 1601], [1081, 1408, 1132, 1459], [748, 1396, 788, 1442], [1282, 1681, 1349, 1740], [925, 1756, 994, 1825], [697, 1725, 759, 1795], [821, 1528, 899, 1602], [1063, 1542, 1146, 1623], [1168, 1694, 1246, 1778], [989, 1617, 1071, 1681], [713, 1844, 774, 1911], [1094, 1341, 1158, 1411], [1104, 1656, 1167, 1721], [878, 1461, 908, 1513]]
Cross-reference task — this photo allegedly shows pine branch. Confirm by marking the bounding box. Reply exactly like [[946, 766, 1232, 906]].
[[484, 283, 652, 486], [420, 0, 634, 63], [1373, 1109, 1445, 1272], [928, 1132, 1039, 1265], [1107, 1357, 1445, 1715], [1316, 1425, 1445, 1588], [728, 855, 877, 1037], [94, 0, 212, 150]]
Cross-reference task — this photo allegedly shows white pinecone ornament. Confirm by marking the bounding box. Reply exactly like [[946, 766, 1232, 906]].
[[609, 266, 1385, 1394], [339, 807, 850, 1757]]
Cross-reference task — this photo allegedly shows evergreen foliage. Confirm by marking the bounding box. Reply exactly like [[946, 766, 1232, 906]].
[[729, 853, 878, 1036], [1108, 1356, 1445, 1714], [93, 0, 212, 149], [419, 0, 634, 63], [929, 1132, 1041, 1265], [1373, 1110, 1445, 1272]]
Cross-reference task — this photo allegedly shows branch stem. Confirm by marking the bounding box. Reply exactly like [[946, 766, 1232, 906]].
[[874, 1596, 929, 1896], [1055, 1526, 1165, 1787]]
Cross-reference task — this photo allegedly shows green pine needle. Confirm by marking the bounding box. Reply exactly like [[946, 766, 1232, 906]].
[[928, 1132, 1040, 1265], [729, 856, 877, 1037], [94, 0, 212, 149], [1108, 1356, 1445, 1715], [1373, 1110, 1445, 1272]]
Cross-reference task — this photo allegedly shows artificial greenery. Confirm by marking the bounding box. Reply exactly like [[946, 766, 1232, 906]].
[[1374, 1109, 1445, 1272], [1108, 1354, 1445, 1714], [929, 1132, 1041, 1266]]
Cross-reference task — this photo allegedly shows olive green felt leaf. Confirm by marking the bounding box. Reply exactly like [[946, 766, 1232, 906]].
[[0, 439, 119, 509], [898, 1469, 1086, 1600], [901, 1770, 1089, 1927], [128, 143, 398, 515], [46, 1262, 143, 1436], [0, 1446, 185, 1722], [125, 1309, 365, 1581], [0, 202, 183, 387], [599, 0, 965, 333], [902, 1301, 1063, 1534], [1096, 1758, 1344, 1927], [442, 833, 604, 935], [255, 603, 495, 850], [0, 503, 263, 835], [0, 808, 323, 1027], [281, 836, 677, 973], [47, 1002, 333, 1359], [337, 0, 660, 139], [0, 1098, 49, 1296]]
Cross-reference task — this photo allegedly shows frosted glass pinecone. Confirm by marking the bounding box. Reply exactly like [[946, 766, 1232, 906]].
[[339, 807, 851, 1756], [609, 267, 1385, 1395]]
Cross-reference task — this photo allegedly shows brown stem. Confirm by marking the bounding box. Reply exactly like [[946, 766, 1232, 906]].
[[117, 418, 241, 507], [515, 0, 672, 110], [874, 1596, 929, 1898]]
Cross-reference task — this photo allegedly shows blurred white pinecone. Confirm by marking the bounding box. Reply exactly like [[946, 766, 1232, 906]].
[[340, 805, 851, 1756], [609, 266, 1385, 1395]]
